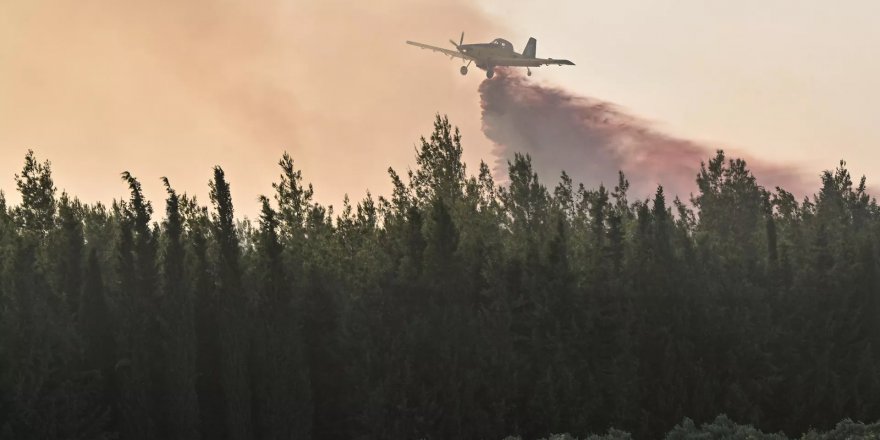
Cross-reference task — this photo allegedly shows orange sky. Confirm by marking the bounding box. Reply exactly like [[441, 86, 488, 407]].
[[1, 0, 504, 217], [4, 1, 879, 218], [481, 1, 880, 186]]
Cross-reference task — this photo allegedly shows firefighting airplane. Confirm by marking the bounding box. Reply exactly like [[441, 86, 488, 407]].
[[406, 32, 575, 78]]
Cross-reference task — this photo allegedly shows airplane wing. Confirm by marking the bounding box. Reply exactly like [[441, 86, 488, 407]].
[[406, 41, 473, 61], [488, 56, 575, 67], [537, 58, 575, 66]]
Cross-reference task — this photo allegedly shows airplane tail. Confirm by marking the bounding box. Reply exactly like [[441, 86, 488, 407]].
[[523, 37, 537, 58]]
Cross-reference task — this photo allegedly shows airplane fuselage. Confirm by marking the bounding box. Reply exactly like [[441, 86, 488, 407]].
[[458, 44, 544, 69]]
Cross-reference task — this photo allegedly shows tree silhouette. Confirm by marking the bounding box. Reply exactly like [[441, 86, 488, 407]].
[[1, 116, 879, 439]]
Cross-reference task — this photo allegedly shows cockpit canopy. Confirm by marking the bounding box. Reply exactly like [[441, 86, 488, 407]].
[[491, 38, 514, 51]]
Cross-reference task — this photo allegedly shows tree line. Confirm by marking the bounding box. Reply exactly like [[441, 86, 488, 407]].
[[1, 115, 878, 439]]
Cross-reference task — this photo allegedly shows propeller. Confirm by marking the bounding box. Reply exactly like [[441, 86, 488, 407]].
[[450, 31, 464, 49]]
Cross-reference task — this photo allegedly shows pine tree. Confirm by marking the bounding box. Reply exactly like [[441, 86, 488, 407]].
[[182, 193, 226, 440], [251, 195, 312, 440], [55, 193, 84, 315], [209, 166, 253, 440], [116, 172, 158, 440], [13, 150, 56, 235], [79, 248, 119, 432], [159, 178, 201, 440]]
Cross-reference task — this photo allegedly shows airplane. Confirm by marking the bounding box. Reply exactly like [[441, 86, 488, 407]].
[[406, 32, 575, 79]]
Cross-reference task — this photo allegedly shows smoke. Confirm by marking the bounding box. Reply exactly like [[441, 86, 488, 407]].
[[2, 0, 820, 215], [0, 0, 504, 216], [480, 68, 811, 200]]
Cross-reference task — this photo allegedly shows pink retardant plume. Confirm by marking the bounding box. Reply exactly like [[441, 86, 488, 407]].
[[479, 68, 810, 199]]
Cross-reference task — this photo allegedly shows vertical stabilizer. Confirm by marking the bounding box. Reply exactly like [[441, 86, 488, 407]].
[[523, 37, 537, 58]]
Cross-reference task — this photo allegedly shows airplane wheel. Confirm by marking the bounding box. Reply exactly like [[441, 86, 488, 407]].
[[527, 70, 532, 76], [486, 68, 494, 79], [460, 66, 468, 76]]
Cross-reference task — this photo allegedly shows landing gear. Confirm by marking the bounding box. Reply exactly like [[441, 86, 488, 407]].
[[460, 60, 472, 76], [486, 67, 494, 79], [527, 67, 532, 76]]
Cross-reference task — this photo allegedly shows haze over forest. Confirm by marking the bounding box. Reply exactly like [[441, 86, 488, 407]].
[[3, 1, 880, 439], [1, 117, 879, 439], [4, 0, 880, 214]]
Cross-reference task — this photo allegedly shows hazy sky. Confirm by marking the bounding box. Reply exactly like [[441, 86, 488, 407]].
[[0, 0, 504, 217], [480, 0, 880, 182], [2, 0, 879, 217]]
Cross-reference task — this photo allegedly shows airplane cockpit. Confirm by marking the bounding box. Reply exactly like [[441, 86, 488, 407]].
[[491, 38, 514, 52]]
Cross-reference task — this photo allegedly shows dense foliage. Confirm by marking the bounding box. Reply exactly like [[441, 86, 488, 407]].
[[1, 115, 878, 439], [505, 416, 880, 440]]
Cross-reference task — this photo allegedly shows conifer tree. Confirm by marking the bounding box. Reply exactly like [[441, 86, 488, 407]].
[[251, 195, 312, 440], [55, 193, 84, 314], [13, 150, 56, 235], [79, 248, 119, 432], [159, 178, 201, 440], [209, 166, 253, 440], [116, 172, 158, 440], [183, 193, 226, 440]]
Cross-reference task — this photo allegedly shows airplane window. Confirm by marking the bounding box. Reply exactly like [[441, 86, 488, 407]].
[[493, 39, 512, 49]]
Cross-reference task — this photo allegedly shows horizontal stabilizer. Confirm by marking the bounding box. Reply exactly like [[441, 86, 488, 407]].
[[546, 57, 575, 66]]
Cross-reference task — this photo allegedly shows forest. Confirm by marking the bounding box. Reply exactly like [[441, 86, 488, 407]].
[[1, 115, 879, 440]]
